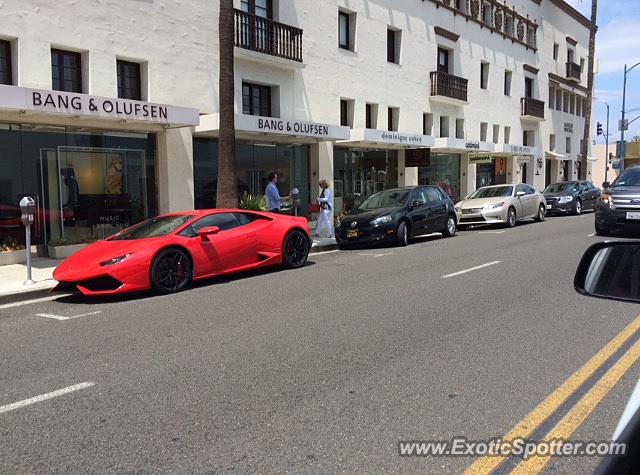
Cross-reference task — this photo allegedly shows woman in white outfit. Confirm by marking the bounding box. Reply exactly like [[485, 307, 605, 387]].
[[315, 179, 333, 238]]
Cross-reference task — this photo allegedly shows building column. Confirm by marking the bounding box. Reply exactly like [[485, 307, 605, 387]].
[[532, 156, 546, 190], [506, 156, 518, 184], [157, 127, 194, 213], [460, 153, 475, 199], [310, 141, 334, 200]]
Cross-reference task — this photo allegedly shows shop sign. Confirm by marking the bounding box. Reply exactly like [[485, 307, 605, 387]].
[[517, 156, 531, 164], [362, 129, 435, 147], [237, 114, 350, 140], [504, 144, 535, 155], [0, 84, 200, 126], [468, 153, 493, 164], [564, 122, 574, 133], [465, 141, 481, 150]]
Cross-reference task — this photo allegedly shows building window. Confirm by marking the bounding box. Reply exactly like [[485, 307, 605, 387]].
[[366, 103, 378, 129], [51, 49, 82, 93], [555, 89, 562, 111], [563, 91, 569, 113], [566, 137, 572, 154], [388, 107, 399, 132], [553, 43, 559, 60], [482, 1, 492, 24], [480, 62, 489, 90], [0, 40, 11, 85], [242, 82, 271, 116], [504, 126, 511, 144], [504, 70, 512, 96], [580, 58, 585, 73], [423, 113, 433, 136], [241, 0, 273, 18], [117, 60, 142, 100], [569, 93, 576, 115], [340, 99, 354, 128], [505, 15, 514, 36], [480, 122, 488, 142], [567, 47, 575, 64], [456, 118, 464, 139], [525, 77, 534, 99], [492, 124, 500, 144], [338, 11, 354, 51], [549, 87, 555, 109], [387, 28, 400, 64], [439, 116, 449, 138], [437, 47, 450, 73], [550, 134, 556, 151]]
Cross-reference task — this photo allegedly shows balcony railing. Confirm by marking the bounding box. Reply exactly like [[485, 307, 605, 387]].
[[521, 97, 545, 119], [234, 9, 303, 62], [566, 61, 581, 81], [430, 71, 468, 102]]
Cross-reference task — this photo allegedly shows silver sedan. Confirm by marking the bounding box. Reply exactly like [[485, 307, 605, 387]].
[[455, 184, 547, 228]]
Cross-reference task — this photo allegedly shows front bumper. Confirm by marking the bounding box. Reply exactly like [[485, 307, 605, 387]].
[[335, 224, 396, 245], [545, 199, 575, 214], [53, 261, 150, 296], [595, 206, 640, 233], [456, 207, 507, 225]]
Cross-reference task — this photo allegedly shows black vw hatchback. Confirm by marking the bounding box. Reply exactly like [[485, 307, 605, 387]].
[[335, 186, 457, 248], [543, 180, 600, 215]]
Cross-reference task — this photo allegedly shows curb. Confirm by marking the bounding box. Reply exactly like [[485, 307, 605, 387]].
[[0, 284, 57, 306], [310, 243, 339, 254]]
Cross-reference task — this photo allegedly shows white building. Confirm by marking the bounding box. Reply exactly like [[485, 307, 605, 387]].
[[0, 0, 595, 247]]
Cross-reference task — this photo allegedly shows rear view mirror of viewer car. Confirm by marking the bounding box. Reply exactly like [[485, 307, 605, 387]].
[[198, 226, 220, 239], [574, 242, 640, 303]]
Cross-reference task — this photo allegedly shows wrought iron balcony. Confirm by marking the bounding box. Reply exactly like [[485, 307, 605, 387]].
[[430, 71, 468, 102], [234, 9, 303, 63], [566, 61, 581, 81], [521, 97, 545, 120]]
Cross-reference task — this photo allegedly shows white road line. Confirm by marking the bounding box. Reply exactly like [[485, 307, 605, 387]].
[[0, 382, 95, 414], [358, 252, 393, 258], [0, 294, 71, 310], [441, 260, 502, 279], [587, 233, 596, 237], [479, 231, 506, 234], [36, 311, 102, 321], [310, 249, 340, 256]]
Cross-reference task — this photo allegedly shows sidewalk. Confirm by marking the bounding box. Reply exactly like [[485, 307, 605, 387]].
[[0, 238, 339, 302]]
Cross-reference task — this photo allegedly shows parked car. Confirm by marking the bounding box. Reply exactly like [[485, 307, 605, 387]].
[[455, 184, 546, 228], [543, 180, 600, 215], [53, 209, 311, 295], [595, 166, 640, 236], [335, 186, 457, 248]]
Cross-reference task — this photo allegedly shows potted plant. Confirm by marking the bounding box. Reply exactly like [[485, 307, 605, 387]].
[[0, 238, 27, 266], [47, 236, 99, 259], [239, 192, 267, 211]]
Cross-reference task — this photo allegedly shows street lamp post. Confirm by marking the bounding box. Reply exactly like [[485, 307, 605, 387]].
[[601, 100, 610, 183], [620, 61, 640, 171]]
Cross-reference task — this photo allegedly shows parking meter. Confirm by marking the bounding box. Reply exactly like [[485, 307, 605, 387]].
[[19, 196, 36, 285], [291, 187, 300, 216]]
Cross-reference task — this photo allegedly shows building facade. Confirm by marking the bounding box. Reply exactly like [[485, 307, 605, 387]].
[[0, 0, 595, 247]]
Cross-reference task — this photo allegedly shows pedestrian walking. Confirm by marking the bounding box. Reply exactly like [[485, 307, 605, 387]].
[[315, 179, 333, 238]]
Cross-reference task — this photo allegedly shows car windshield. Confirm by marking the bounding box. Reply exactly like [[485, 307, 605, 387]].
[[359, 189, 410, 210], [612, 169, 640, 187], [110, 215, 193, 240], [544, 182, 579, 193], [469, 186, 513, 199]]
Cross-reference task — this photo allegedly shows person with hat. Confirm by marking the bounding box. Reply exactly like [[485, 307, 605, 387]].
[[315, 179, 334, 238]]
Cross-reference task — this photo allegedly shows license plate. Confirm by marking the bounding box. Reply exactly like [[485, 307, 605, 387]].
[[546, 204, 552, 209], [347, 230, 358, 238], [627, 212, 640, 220]]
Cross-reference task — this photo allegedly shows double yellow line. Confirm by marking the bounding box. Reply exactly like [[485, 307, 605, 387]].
[[465, 313, 640, 475]]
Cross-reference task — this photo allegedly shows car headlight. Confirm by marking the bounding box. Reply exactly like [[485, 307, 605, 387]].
[[559, 196, 574, 203], [100, 254, 132, 267], [371, 215, 393, 226], [600, 193, 614, 208], [483, 202, 505, 211], [454, 206, 461, 213]]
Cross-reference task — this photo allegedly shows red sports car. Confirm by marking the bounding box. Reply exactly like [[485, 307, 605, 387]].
[[53, 209, 311, 296]]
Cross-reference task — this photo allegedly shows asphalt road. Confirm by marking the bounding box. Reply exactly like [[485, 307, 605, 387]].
[[1, 213, 640, 474]]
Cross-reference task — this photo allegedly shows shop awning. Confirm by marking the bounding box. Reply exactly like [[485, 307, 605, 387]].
[[0, 84, 200, 128], [493, 144, 538, 156], [431, 137, 494, 154], [196, 113, 350, 143], [545, 150, 567, 160], [337, 128, 435, 149]]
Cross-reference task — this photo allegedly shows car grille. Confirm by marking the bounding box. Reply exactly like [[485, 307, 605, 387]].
[[460, 216, 486, 223], [612, 195, 640, 210], [546, 197, 559, 205], [462, 208, 483, 214]]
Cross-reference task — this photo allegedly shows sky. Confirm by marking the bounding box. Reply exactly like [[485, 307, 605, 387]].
[[565, 0, 640, 144]]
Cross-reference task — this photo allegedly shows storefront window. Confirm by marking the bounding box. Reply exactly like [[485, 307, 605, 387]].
[[333, 148, 398, 215], [0, 123, 156, 247], [475, 157, 508, 189], [417, 153, 460, 202], [193, 139, 310, 215]]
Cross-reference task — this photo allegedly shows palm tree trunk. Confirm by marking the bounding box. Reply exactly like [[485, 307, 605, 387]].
[[580, 0, 597, 180], [217, 0, 238, 208]]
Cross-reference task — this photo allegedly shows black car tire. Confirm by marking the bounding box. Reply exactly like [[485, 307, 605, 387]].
[[396, 221, 409, 247], [534, 204, 546, 222], [506, 207, 517, 228], [574, 199, 582, 215], [442, 215, 457, 237], [150, 247, 192, 294], [595, 221, 610, 236], [282, 230, 310, 268]]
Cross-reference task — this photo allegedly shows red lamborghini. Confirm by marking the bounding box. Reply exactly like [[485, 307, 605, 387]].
[[53, 209, 311, 296]]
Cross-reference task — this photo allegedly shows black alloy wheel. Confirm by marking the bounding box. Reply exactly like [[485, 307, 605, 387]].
[[283, 230, 310, 268], [151, 248, 192, 294], [396, 221, 409, 246]]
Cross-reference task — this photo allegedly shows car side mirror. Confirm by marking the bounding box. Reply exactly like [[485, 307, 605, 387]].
[[575, 242, 640, 303], [198, 226, 220, 239], [516, 191, 526, 197], [410, 200, 423, 208]]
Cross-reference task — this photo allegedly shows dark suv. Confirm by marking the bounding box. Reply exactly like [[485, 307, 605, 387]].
[[595, 166, 640, 235], [335, 186, 457, 247]]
